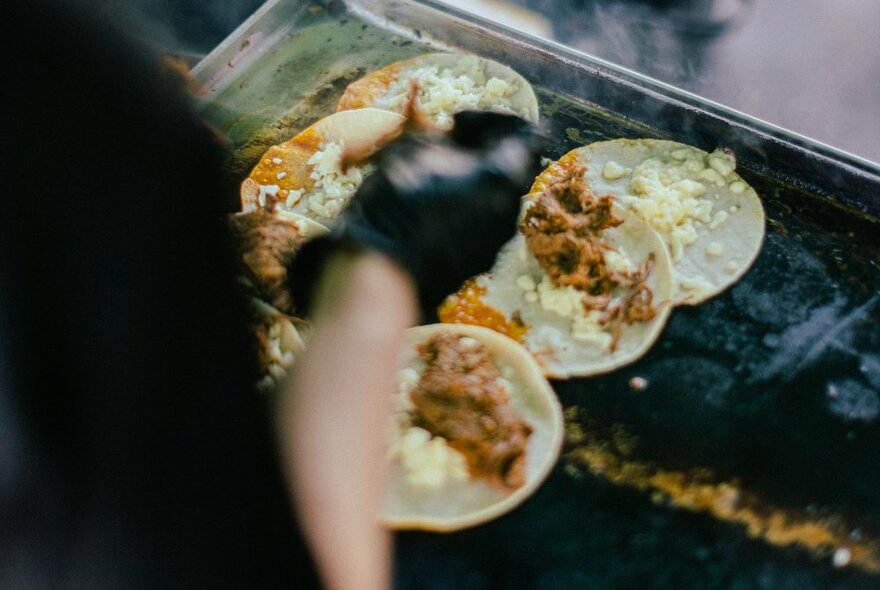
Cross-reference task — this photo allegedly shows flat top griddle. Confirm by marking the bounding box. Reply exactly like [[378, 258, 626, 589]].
[[194, 1, 880, 587]]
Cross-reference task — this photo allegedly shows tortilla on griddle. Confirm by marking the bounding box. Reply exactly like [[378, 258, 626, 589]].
[[382, 324, 563, 532], [228, 208, 326, 390], [229, 208, 328, 315], [337, 53, 540, 129], [241, 108, 406, 225], [249, 297, 308, 392], [534, 139, 765, 304], [441, 197, 674, 379]]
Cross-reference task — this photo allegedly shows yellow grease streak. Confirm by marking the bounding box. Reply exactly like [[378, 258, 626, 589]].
[[564, 408, 880, 574]]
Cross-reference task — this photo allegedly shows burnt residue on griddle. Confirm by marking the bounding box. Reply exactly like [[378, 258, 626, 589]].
[[223, 70, 363, 183]]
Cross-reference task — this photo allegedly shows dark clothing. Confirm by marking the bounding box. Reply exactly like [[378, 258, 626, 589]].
[[0, 1, 318, 587]]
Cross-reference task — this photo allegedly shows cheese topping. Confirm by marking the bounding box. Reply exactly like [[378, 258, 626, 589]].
[[517, 272, 617, 349], [388, 366, 470, 489], [257, 318, 302, 392], [620, 148, 738, 262], [679, 275, 714, 298], [285, 188, 305, 209], [709, 210, 729, 230], [387, 426, 470, 489], [602, 160, 631, 180], [298, 141, 373, 220], [606, 247, 637, 275], [729, 181, 746, 194], [379, 56, 528, 129], [706, 242, 724, 257], [256, 183, 280, 208]]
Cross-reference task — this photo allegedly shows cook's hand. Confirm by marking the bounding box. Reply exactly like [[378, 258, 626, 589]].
[[290, 111, 545, 318]]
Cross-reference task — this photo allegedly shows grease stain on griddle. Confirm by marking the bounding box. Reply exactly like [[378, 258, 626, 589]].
[[564, 407, 880, 574]]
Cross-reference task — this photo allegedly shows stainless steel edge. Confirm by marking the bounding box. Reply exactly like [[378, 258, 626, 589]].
[[349, 0, 880, 170], [347, 0, 880, 216], [192, 0, 308, 98], [192, 0, 880, 216], [356, 0, 878, 166]]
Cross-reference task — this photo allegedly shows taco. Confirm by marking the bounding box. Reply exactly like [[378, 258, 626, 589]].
[[533, 139, 765, 304], [440, 166, 675, 379], [337, 53, 540, 130], [228, 208, 327, 315], [228, 208, 325, 391], [249, 298, 308, 392], [240, 108, 406, 225], [382, 323, 563, 532]]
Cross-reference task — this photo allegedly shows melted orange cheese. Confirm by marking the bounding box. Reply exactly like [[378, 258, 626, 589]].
[[337, 63, 403, 112], [438, 280, 528, 343]]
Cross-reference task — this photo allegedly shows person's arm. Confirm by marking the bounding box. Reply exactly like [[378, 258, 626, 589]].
[[277, 112, 544, 589], [275, 251, 417, 590]]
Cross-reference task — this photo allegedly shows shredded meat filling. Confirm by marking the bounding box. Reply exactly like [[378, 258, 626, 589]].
[[521, 167, 659, 350], [228, 208, 307, 314], [606, 254, 658, 350], [409, 333, 532, 491], [521, 171, 625, 292]]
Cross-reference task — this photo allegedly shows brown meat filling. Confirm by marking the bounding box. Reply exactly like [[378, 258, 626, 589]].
[[520, 168, 658, 349], [228, 209, 307, 314], [521, 171, 623, 292], [409, 333, 533, 491]]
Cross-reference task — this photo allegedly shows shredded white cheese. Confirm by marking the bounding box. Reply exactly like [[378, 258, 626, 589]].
[[534, 276, 615, 348], [605, 248, 636, 274], [708, 150, 736, 177], [621, 148, 739, 262], [571, 311, 613, 348], [290, 141, 373, 220], [602, 161, 630, 180], [516, 274, 537, 291], [706, 242, 724, 257], [679, 275, 714, 298], [709, 210, 729, 229], [285, 188, 305, 209], [388, 361, 474, 489], [624, 157, 713, 261], [379, 56, 528, 129], [387, 427, 469, 489], [256, 184, 280, 208], [698, 168, 725, 186]]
